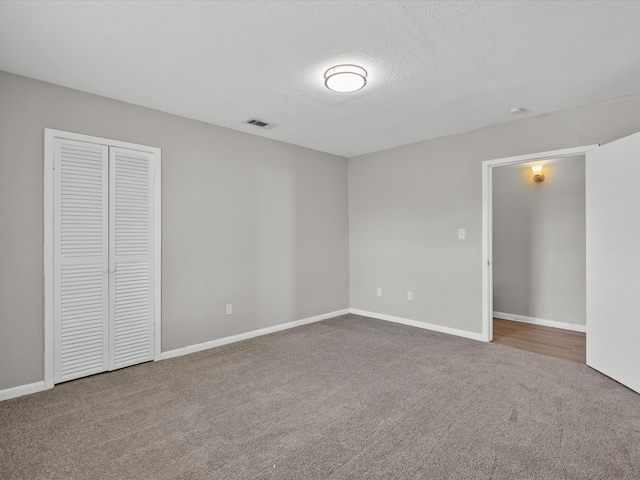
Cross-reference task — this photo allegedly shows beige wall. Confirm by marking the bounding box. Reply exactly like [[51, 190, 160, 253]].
[[492, 156, 586, 326], [349, 93, 640, 334], [0, 71, 349, 390]]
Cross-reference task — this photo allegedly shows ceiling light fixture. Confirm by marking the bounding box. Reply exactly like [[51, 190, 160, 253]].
[[324, 64, 367, 93], [510, 106, 526, 115]]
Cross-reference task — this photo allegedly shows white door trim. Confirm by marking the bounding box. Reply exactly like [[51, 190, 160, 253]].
[[481, 145, 597, 342], [44, 128, 162, 389]]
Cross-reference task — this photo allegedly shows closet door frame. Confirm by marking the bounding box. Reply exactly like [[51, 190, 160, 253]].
[[44, 128, 162, 389]]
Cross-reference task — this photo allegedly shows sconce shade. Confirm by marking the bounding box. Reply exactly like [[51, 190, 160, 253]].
[[531, 165, 545, 182]]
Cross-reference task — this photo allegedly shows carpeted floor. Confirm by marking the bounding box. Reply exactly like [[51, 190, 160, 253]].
[[1, 314, 639, 479]]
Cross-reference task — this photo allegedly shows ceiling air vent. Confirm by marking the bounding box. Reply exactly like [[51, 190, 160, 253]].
[[244, 118, 278, 130]]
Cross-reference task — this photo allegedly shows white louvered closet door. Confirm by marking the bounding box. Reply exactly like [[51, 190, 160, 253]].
[[54, 138, 109, 383], [108, 147, 155, 370], [53, 138, 156, 384]]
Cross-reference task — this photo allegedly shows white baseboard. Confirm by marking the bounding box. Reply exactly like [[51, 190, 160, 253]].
[[493, 311, 586, 333], [350, 308, 485, 342], [1, 309, 349, 402], [161, 308, 350, 360], [0, 381, 47, 401]]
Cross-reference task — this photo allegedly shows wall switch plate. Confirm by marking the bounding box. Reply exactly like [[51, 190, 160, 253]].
[[376, 288, 382, 297], [226, 304, 233, 315], [458, 228, 466, 240], [407, 291, 413, 300]]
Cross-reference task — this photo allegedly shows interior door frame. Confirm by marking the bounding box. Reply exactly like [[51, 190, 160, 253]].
[[44, 128, 162, 389], [481, 144, 597, 342]]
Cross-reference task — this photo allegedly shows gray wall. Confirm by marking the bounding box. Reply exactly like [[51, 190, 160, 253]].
[[349, 93, 640, 334], [5, 66, 640, 392], [0, 71, 349, 390], [492, 157, 586, 325]]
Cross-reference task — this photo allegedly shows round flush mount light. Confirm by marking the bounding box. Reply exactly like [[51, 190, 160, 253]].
[[324, 64, 367, 93]]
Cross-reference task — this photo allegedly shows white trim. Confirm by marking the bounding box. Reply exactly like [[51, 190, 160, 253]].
[[4, 309, 348, 402], [45, 128, 162, 154], [44, 128, 162, 387], [493, 311, 586, 333], [481, 159, 493, 343], [481, 145, 597, 167], [350, 308, 485, 342], [154, 150, 162, 361], [43, 130, 55, 389], [481, 145, 597, 343], [0, 381, 47, 402], [161, 309, 350, 360]]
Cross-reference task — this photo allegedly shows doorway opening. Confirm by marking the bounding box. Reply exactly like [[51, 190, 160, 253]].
[[491, 156, 586, 362], [481, 145, 597, 361]]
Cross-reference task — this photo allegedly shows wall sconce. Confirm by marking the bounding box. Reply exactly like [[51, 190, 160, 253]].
[[531, 165, 545, 182]]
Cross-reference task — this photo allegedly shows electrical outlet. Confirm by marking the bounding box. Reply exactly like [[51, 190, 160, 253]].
[[226, 304, 233, 315], [458, 228, 466, 240], [376, 287, 382, 297], [407, 291, 413, 300]]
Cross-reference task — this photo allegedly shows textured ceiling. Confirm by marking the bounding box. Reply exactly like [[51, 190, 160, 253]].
[[1, 1, 640, 157]]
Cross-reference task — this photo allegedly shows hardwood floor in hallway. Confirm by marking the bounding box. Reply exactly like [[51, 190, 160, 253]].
[[492, 317, 586, 363]]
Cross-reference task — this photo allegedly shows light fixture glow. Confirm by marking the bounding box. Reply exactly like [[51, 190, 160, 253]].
[[531, 165, 545, 182], [324, 64, 367, 93]]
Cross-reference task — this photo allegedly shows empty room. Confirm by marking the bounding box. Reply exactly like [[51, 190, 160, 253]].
[[1, 1, 640, 479]]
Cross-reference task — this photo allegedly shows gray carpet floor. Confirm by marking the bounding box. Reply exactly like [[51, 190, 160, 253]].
[[1, 314, 639, 479]]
